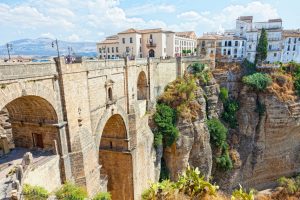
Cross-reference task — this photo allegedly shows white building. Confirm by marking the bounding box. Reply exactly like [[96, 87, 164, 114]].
[[97, 28, 197, 59], [282, 29, 300, 63], [234, 16, 283, 63], [220, 35, 246, 60]]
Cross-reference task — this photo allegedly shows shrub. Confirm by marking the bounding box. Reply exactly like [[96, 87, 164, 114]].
[[189, 63, 205, 74], [216, 149, 233, 171], [278, 176, 299, 195], [242, 73, 272, 91], [153, 131, 163, 148], [207, 118, 228, 148], [154, 103, 179, 147], [219, 87, 229, 103], [231, 185, 255, 200], [55, 182, 87, 200], [23, 184, 49, 200], [142, 166, 218, 200], [222, 100, 239, 128], [93, 192, 112, 200]]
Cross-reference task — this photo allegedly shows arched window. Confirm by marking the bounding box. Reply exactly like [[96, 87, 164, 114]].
[[108, 87, 113, 101]]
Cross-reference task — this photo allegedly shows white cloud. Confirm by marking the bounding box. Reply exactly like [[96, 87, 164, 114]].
[[176, 1, 279, 33], [67, 34, 80, 42], [40, 33, 55, 39], [126, 3, 176, 16]]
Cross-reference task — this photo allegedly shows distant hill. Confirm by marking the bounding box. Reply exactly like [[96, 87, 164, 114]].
[[0, 38, 97, 58]]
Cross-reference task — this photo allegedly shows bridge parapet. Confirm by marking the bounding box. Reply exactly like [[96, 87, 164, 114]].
[[0, 62, 57, 81]]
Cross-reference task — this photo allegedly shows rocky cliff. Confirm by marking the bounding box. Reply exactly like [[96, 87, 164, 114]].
[[160, 62, 300, 193]]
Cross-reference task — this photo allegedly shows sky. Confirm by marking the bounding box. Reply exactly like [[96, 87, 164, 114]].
[[0, 0, 299, 44]]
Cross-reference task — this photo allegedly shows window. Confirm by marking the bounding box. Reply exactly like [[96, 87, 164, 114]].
[[150, 34, 153, 39], [234, 49, 237, 54], [140, 38, 142, 44], [112, 47, 114, 53], [116, 47, 119, 53], [225, 41, 227, 46], [242, 41, 245, 46], [139, 46, 142, 52], [269, 45, 272, 50], [122, 38, 125, 44], [202, 41, 205, 47], [228, 50, 231, 55], [108, 55, 110, 59], [288, 45, 290, 51], [99, 48, 102, 53], [235, 41, 238, 46], [130, 37, 133, 43], [210, 50, 214, 54], [274, 53, 277, 57], [126, 47, 130, 53], [107, 47, 110, 53], [249, 44, 252, 49], [223, 49, 226, 55], [298, 38, 300, 41], [294, 38, 297, 43], [228, 41, 232, 46], [108, 88, 113, 101], [293, 45, 296, 51], [288, 38, 291, 44]]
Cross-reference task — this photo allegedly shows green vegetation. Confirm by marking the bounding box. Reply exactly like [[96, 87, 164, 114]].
[[219, 87, 239, 128], [159, 75, 200, 121], [219, 87, 229, 103], [190, 62, 205, 74], [231, 185, 255, 200], [222, 99, 239, 129], [242, 73, 272, 91], [23, 184, 49, 200], [55, 182, 87, 200], [93, 192, 112, 200], [207, 118, 233, 171], [153, 103, 179, 147], [142, 166, 218, 200], [277, 175, 300, 195], [255, 28, 268, 64], [207, 118, 228, 148]]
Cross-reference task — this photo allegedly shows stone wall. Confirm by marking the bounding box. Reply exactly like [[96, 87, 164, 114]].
[[24, 155, 62, 192]]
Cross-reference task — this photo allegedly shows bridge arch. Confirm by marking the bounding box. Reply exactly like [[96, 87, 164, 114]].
[[98, 113, 134, 200], [137, 71, 148, 100]]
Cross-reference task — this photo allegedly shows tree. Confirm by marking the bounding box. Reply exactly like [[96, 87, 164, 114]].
[[255, 28, 268, 64]]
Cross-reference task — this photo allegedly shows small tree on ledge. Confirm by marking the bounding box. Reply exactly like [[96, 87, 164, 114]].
[[255, 28, 268, 65]]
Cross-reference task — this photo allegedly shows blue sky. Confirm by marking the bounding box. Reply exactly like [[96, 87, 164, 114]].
[[0, 0, 299, 44]]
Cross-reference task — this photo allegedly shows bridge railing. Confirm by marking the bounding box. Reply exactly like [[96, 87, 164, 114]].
[[0, 62, 57, 80]]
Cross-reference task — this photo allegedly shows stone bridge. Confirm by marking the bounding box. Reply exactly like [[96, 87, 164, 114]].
[[0, 57, 213, 199]]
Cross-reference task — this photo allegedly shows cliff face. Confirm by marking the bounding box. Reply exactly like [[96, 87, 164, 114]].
[[162, 62, 300, 192], [163, 77, 223, 180], [213, 62, 300, 191]]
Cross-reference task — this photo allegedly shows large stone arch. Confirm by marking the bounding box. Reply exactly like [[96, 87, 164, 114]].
[[137, 71, 148, 100], [0, 82, 59, 116], [98, 112, 134, 200], [2, 95, 59, 150], [94, 104, 129, 149]]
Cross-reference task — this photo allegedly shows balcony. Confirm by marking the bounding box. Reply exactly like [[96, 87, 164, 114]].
[[146, 42, 156, 48]]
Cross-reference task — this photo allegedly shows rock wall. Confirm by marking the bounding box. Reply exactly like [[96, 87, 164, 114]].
[[212, 62, 300, 192]]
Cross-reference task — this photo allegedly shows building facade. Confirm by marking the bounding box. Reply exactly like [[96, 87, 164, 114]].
[[97, 28, 197, 59], [282, 29, 300, 63]]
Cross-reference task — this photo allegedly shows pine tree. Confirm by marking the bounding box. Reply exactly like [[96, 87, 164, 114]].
[[255, 28, 268, 64]]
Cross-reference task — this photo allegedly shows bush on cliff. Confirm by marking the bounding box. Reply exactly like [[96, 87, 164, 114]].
[[207, 118, 228, 148], [142, 166, 219, 200], [231, 185, 255, 200], [222, 100, 239, 129], [23, 184, 49, 200], [242, 72, 272, 91], [55, 182, 87, 200], [93, 192, 112, 200], [153, 103, 179, 147]]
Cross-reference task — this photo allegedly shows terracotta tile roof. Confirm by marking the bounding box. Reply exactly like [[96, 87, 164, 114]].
[[237, 16, 253, 22], [268, 18, 282, 23], [118, 28, 170, 34], [283, 29, 300, 37], [118, 28, 140, 34], [176, 31, 197, 39]]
